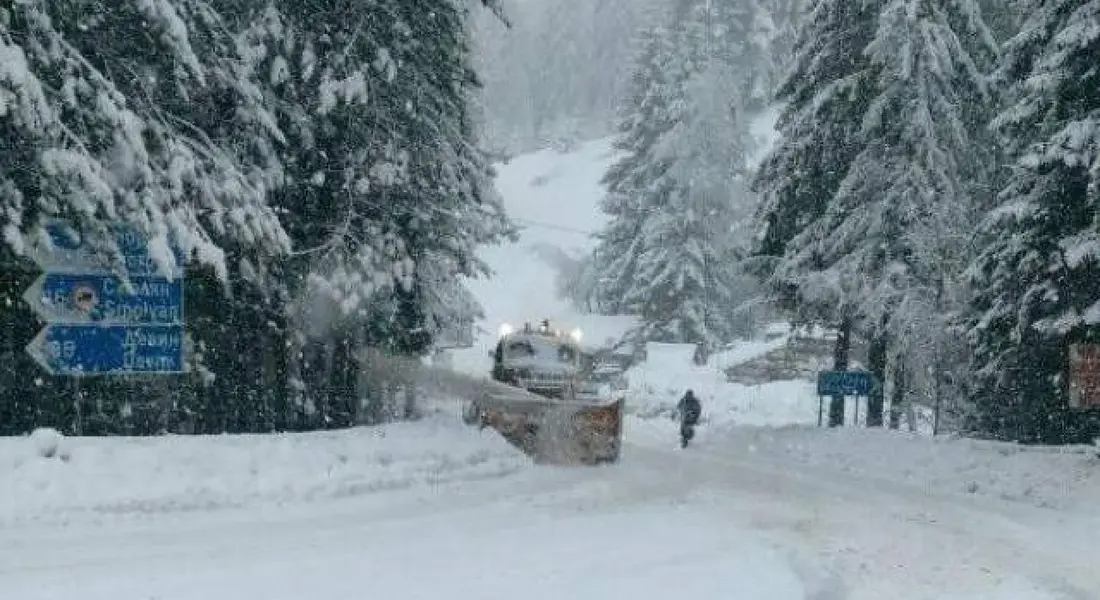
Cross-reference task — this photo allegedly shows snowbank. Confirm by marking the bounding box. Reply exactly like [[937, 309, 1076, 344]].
[[702, 425, 1100, 512], [0, 414, 529, 524], [623, 338, 1100, 514], [710, 334, 792, 372], [624, 340, 818, 427]]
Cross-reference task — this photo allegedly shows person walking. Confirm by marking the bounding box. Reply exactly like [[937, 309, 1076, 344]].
[[677, 389, 701, 448]]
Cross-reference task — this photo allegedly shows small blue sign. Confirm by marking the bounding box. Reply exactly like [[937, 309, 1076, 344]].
[[28, 324, 184, 375], [40, 220, 184, 276], [817, 370, 874, 397], [32, 273, 183, 325]]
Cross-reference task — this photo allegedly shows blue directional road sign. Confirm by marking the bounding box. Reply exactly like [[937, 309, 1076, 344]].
[[34, 220, 184, 276], [23, 272, 183, 325], [25, 324, 184, 375], [816, 369, 874, 397], [24, 219, 187, 376]]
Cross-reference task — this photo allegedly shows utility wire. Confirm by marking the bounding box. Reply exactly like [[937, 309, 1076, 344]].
[[512, 217, 597, 236]]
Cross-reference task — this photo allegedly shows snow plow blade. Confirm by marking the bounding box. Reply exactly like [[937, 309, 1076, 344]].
[[474, 383, 623, 465]]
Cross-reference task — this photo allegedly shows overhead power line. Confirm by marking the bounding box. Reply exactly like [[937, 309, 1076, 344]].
[[513, 217, 597, 236]]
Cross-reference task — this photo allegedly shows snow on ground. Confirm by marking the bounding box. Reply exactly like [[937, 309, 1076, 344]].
[[625, 338, 1100, 515], [449, 136, 629, 377], [9, 423, 1097, 600], [711, 425, 1100, 512], [711, 330, 793, 371], [450, 106, 782, 376], [0, 413, 529, 526], [625, 339, 818, 427], [1, 457, 816, 600], [9, 125, 1100, 599]]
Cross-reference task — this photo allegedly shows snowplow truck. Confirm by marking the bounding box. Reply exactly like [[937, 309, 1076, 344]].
[[464, 321, 623, 465]]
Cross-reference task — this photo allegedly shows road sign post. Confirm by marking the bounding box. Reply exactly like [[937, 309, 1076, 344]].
[[23, 220, 186, 376], [816, 370, 874, 426]]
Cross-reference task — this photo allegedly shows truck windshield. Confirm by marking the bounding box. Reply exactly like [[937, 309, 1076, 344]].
[[503, 336, 577, 365]]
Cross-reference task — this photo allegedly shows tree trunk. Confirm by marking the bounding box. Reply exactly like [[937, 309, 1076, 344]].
[[932, 363, 944, 436], [829, 316, 851, 427], [321, 340, 334, 428], [867, 317, 888, 427], [403, 382, 418, 421], [889, 356, 905, 429], [931, 276, 946, 436], [71, 379, 84, 436]]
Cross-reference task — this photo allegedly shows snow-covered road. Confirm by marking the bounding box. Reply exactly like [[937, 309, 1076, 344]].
[[4, 427, 1095, 600], [7, 134, 1097, 600], [632, 439, 1099, 600], [1, 438, 804, 600]]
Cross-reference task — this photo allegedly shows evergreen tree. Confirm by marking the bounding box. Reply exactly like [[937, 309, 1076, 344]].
[[591, 24, 675, 316], [799, 0, 998, 426], [0, 0, 510, 434], [965, 0, 1100, 443], [750, 0, 880, 324], [753, 0, 998, 427], [748, 0, 878, 427], [592, 0, 769, 346], [1, 0, 289, 278], [220, 0, 511, 427], [763, 0, 810, 92], [1, 0, 292, 434]]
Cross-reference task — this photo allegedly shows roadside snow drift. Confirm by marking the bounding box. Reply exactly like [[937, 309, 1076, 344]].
[[625, 340, 818, 427], [710, 425, 1100, 512], [623, 340, 1100, 515], [0, 416, 529, 524]]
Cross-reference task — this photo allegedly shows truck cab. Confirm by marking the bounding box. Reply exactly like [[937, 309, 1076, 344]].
[[490, 320, 582, 399]]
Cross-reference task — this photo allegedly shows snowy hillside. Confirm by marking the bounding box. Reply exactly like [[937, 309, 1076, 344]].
[[448, 117, 826, 435], [450, 106, 781, 377], [449, 137, 637, 376]]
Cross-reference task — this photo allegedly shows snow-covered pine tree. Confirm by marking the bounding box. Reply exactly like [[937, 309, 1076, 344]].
[[590, 23, 675, 317], [0, 0, 510, 434], [750, 0, 880, 326], [731, 0, 780, 114], [634, 0, 767, 344], [762, 0, 809, 96], [965, 0, 1100, 443], [811, 0, 999, 427], [234, 0, 512, 425], [752, 0, 998, 427], [591, 0, 770, 346], [2, 0, 289, 279], [1, 1, 295, 434], [748, 0, 880, 426], [372, 0, 514, 357]]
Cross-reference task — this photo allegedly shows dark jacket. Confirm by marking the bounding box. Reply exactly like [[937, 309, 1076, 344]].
[[678, 392, 701, 426]]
